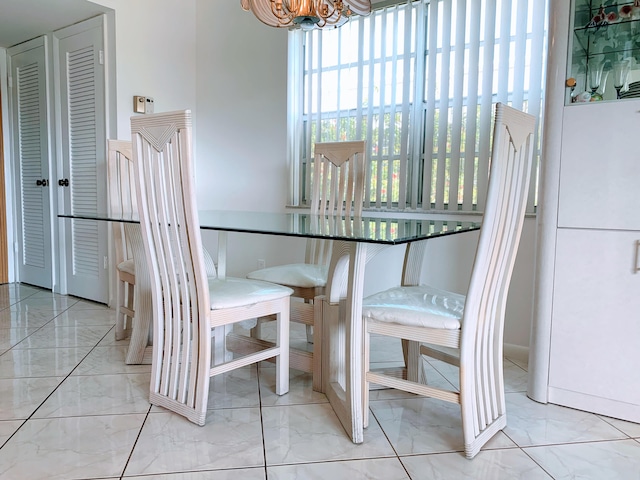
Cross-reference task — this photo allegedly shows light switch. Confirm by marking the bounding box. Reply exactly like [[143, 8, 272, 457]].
[[145, 97, 155, 114]]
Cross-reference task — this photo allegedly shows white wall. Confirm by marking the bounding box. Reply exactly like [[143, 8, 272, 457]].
[[193, 1, 307, 278], [92, 0, 198, 140], [195, 1, 289, 213]]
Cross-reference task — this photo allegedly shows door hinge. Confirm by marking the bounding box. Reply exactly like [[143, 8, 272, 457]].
[[7, 76, 12, 88], [99, 50, 104, 65], [103, 256, 108, 269]]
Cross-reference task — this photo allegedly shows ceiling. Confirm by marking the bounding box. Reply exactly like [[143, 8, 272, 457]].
[[0, 0, 110, 48]]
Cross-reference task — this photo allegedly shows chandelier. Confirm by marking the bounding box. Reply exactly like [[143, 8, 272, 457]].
[[241, 0, 371, 30]]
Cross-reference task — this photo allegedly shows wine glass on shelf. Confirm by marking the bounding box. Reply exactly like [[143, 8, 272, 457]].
[[588, 60, 605, 95], [612, 60, 631, 99]]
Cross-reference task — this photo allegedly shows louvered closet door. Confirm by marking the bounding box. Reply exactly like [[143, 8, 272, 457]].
[[57, 17, 108, 303], [9, 38, 53, 289]]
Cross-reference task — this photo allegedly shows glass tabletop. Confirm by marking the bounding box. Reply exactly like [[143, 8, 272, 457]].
[[58, 210, 481, 245]]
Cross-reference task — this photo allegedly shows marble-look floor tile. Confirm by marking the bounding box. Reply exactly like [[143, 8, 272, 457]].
[[370, 396, 516, 455], [33, 373, 151, 418], [263, 403, 395, 465], [67, 299, 111, 310], [72, 345, 151, 375], [29, 290, 71, 299], [0, 414, 145, 480], [126, 468, 266, 479], [425, 357, 459, 389], [401, 448, 553, 479], [204, 365, 261, 409], [525, 439, 640, 479], [51, 308, 116, 327], [599, 416, 640, 438], [504, 392, 628, 447], [0, 308, 56, 328], [269, 457, 410, 479], [503, 360, 528, 393], [0, 420, 24, 446], [426, 356, 527, 394], [0, 326, 41, 351], [505, 354, 528, 372], [0, 284, 41, 307], [0, 346, 93, 378], [13, 324, 112, 349], [259, 367, 328, 406], [97, 327, 131, 347], [368, 359, 455, 402], [10, 295, 78, 311], [125, 410, 265, 476], [0, 377, 63, 420]]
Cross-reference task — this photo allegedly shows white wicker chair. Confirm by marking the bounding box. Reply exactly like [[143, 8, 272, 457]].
[[106, 140, 216, 344], [246, 141, 366, 391], [130, 110, 292, 425], [106, 140, 137, 341], [361, 103, 536, 458]]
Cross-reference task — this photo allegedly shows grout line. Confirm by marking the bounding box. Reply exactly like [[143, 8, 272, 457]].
[[118, 404, 153, 479], [256, 363, 269, 477]]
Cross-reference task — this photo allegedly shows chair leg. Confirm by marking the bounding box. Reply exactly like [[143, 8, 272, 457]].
[[406, 340, 421, 383], [362, 317, 370, 429], [306, 324, 314, 344], [311, 296, 323, 392], [251, 317, 265, 339], [275, 298, 290, 396], [461, 356, 507, 458], [115, 280, 126, 340]]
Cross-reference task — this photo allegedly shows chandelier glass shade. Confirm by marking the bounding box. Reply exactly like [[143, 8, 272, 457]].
[[241, 0, 371, 30]]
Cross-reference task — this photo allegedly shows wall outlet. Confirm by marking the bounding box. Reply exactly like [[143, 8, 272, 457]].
[[145, 97, 155, 113], [133, 95, 145, 113], [257, 259, 266, 270]]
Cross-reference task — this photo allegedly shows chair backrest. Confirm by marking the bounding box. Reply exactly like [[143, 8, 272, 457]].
[[461, 102, 535, 414], [130, 110, 211, 400], [310, 141, 366, 217], [106, 140, 136, 266], [306, 140, 366, 266]]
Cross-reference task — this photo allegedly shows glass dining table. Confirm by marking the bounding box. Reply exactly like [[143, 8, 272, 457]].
[[59, 209, 480, 443]]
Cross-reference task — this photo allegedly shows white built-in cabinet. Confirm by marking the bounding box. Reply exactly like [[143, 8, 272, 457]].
[[529, 0, 640, 423], [6, 15, 111, 303]]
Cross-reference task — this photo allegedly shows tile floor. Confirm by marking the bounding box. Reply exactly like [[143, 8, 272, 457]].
[[0, 283, 639, 479]]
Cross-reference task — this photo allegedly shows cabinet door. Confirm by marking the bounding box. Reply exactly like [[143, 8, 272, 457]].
[[57, 18, 108, 303], [549, 228, 640, 419], [558, 100, 640, 230], [9, 38, 53, 289]]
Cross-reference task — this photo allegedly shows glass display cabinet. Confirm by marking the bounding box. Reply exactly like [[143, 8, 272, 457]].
[[568, 0, 640, 103]]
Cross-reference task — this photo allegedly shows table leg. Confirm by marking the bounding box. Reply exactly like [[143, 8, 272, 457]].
[[323, 240, 386, 443], [124, 224, 153, 365], [217, 231, 227, 280]]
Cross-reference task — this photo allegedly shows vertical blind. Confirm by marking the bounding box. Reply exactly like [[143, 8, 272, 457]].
[[291, 0, 547, 213]]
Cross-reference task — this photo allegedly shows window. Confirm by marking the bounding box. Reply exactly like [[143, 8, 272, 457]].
[[289, 0, 547, 213]]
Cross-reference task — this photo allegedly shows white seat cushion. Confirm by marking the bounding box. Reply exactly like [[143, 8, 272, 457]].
[[208, 277, 293, 310], [362, 285, 465, 330], [246, 263, 328, 289], [117, 259, 135, 276]]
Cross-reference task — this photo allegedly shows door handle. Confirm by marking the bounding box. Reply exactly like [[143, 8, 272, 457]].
[[36, 179, 48, 186], [634, 240, 640, 274], [58, 178, 69, 187]]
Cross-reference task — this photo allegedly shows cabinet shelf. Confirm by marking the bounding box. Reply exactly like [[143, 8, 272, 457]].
[[568, 0, 640, 104]]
